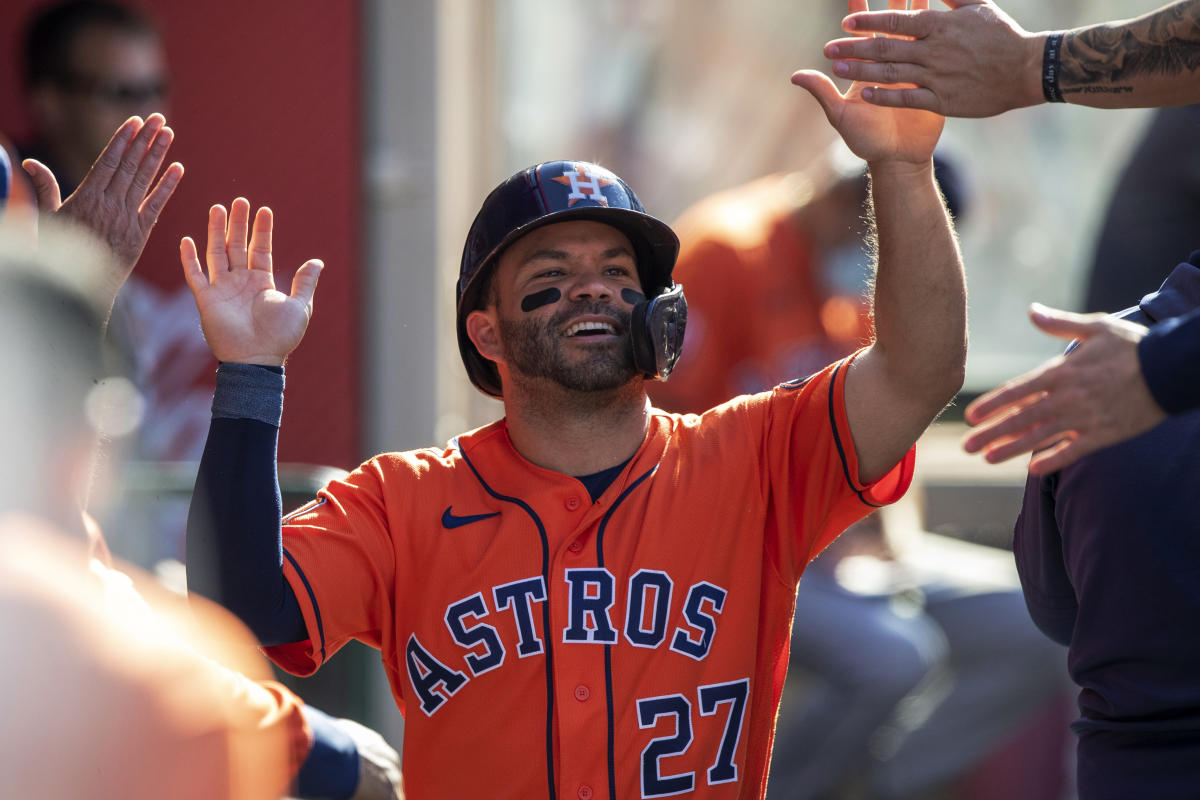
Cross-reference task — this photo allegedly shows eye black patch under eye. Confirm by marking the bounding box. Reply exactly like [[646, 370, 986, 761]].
[[621, 289, 646, 305], [521, 288, 561, 312]]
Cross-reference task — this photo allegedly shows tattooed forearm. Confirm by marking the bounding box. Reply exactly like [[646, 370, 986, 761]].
[[1059, 0, 1200, 90]]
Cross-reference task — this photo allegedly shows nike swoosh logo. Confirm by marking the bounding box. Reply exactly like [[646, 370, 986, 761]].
[[441, 506, 501, 529]]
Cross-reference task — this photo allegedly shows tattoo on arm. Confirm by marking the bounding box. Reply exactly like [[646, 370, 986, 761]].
[[1060, 0, 1200, 95]]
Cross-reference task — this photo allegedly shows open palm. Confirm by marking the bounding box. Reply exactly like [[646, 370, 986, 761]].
[[180, 198, 323, 365], [792, 0, 944, 166]]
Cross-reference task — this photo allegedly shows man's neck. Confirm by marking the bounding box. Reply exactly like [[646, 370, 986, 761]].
[[502, 379, 650, 476]]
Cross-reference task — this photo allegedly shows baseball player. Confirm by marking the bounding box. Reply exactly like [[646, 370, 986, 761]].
[[182, 13, 966, 797]]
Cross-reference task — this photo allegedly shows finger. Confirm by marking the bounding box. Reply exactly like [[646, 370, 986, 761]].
[[834, 58, 925, 86], [226, 197, 251, 269], [1028, 436, 1094, 476], [912, 0, 929, 9], [962, 393, 1053, 452], [206, 204, 230, 277], [289, 259, 324, 307], [977, 418, 1069, 464], [825, 33, 922, 62], [790, 70, 845, 122], [964, 362, 1058, 426], [1028, 302, 1108, 341], [21, 159, 63, 212], [77, 116, 142, 193], [107, 113, 165, 198], [843, 10, 931, 38], [860, 84, 940, 111], [888, 0, 906, 10], [138, 162, 184, 224], [128, 123, 174, 204], [847, 0, 868, 14], [248, 206, 274, 272], [180, 236, 209, 291]]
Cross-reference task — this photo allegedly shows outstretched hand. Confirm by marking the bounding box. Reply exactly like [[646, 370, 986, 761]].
[[821, 0, 1042, 117], [180, 198, 323, 365], [963, 304, 1166, 475], [792, 0, 945, 169], [23, 114, 183, 301]]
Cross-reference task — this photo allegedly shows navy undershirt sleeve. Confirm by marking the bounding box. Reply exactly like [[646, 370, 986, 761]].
[[296, 707, 361, 799], [186, 363, 308, 646], [1139, 307, 1200, 415]]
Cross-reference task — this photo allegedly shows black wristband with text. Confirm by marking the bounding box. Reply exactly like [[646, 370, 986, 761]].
[[1042, 32, 1066, 103]]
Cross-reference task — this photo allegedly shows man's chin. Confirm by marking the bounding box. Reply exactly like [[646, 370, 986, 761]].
[[515, 364, 639, 395]]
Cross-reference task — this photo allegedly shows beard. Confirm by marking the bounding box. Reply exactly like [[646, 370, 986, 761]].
[[499, 301, 638, 392]]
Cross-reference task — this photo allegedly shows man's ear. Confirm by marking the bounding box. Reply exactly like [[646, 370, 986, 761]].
[[465, 308, 504, 364]]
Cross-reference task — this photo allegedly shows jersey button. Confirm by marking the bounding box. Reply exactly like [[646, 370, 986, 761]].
[[568, 540, 584, 554], [574, 684, 590, 702], [565, 496, 581, 511], [577, 785, 593, 800]]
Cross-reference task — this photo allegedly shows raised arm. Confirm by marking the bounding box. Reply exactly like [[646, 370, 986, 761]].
[[825, 0, 1200, 116], [181, 199, 321, 641], [792, 0, 967, 484]]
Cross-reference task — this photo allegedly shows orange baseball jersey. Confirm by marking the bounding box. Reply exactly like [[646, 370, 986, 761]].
[[268, 353, 913, 799]]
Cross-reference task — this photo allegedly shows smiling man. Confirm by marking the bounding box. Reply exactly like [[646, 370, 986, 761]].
[[183, 13, 967, 795]]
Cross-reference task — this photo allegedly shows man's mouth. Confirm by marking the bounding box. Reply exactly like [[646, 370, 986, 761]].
[[564, 320, 619, 337]]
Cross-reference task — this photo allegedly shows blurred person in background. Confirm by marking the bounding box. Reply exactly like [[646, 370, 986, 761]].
[[0, 221, 301, 800], [5, 111, 403, 800], [17, 0, 220, 565], [650, 149, 1068, 800], [19, 0, 167, 196]]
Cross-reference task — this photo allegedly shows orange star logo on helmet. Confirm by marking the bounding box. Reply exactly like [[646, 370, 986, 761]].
[[552, 164, 615, 206]]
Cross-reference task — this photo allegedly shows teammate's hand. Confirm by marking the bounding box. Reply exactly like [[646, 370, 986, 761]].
[[821, 0, 1043, 117], [335, 717, 405, 800], [791, 0, 945, 170], [180, 198, 323, 366], [23, 114, 183, 304], [962, 304, 1166, 475]]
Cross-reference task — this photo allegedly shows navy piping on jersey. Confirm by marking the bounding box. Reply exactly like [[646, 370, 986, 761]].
[[825, 361, 883, 508], [779, 374, 816, 391], [454, 437, 557, 800], [596, 464, 659, 800], [282, 548, 327, 664]]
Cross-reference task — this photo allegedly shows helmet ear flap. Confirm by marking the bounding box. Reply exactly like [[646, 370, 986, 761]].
[[630, 284, 687, 380]]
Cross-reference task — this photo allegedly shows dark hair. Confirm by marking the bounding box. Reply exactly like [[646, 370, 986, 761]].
[[23, 0, 157, 89]]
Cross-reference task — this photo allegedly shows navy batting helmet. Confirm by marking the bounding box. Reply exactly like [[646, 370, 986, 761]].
[[457, 160, 686, 398]]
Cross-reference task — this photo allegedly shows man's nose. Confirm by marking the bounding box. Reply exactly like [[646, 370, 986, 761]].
[[566, 272, 613, 302]]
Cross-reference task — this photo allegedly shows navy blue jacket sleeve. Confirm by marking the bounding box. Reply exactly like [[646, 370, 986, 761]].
[[1139, 307, 1200, 415], [1013, 471, 1077, 647], [186, 364, 307, 646]]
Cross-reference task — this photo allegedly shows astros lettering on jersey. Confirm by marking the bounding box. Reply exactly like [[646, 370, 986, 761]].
[[268, 356, 912, 799]]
